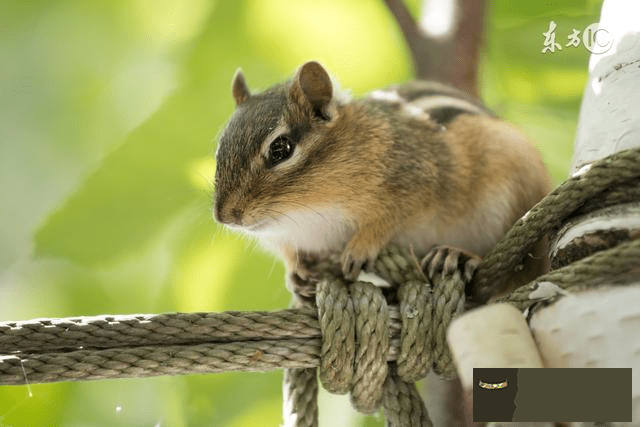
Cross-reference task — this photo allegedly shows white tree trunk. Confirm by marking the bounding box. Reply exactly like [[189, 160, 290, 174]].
[[571, 0, 640, 173], [531, 0, 640, 425]]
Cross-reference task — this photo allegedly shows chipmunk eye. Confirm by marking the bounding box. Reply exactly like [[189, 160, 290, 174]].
[[268, 136, 293, 166]]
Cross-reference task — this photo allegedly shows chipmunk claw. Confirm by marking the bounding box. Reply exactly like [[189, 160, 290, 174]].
[[421, 246, 480, 283], [341, 251, 377, 281], [341, 254, 362, 281], [286, 267, 318, 300]]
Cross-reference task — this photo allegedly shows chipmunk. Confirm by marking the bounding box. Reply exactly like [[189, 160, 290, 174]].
[[213, 61, 552, 295]]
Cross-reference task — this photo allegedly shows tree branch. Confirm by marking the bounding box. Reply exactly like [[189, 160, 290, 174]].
[[449, 0, 484, 95], [383, 0, 484, 96]]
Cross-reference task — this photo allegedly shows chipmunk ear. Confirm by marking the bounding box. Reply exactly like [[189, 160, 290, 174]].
[[232, 69, 251, 106], [290, 61, 333, 119]]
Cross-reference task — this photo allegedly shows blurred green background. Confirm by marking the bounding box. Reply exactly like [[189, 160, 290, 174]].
[[0, 0, 604, 425]]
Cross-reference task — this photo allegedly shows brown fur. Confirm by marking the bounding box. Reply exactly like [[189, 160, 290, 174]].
[[214, 62, 552, 285]]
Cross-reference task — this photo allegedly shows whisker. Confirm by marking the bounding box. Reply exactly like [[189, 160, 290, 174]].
[[267, 257, 279, 280], [286, 200, 331, 224], [266, 207, 300, 228]]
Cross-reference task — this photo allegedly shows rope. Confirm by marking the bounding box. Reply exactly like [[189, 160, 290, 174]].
[[497, 238, 640, 311], [0, 309, 321, 353], [1, 147, 639, 426], [396, 279, 432, 381], [282, 245, 470, 425], [283, 278, 324, 427], [383, 364, 433, 427], [281, 249, 444, 425], [0, 339, 321, 384], [316, 278, 355, 394], [279, 146, 640, 425], [349, 281, 389, 413], [0, 309, 405, 386], [283, 368, 318, 427], [430, 267, 466, 376], [471, 147, 640, 303]]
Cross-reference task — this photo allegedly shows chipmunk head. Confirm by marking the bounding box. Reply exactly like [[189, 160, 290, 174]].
[[213, 61, 352, 249]]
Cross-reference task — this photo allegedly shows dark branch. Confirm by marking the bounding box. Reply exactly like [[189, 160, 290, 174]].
[[383, 0, 484, 96], [383, 0, 453, 83], [449, 0, 484, 95]]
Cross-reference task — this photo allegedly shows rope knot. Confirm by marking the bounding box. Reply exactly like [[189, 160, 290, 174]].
[[316, 278, 389, 413], [285, 244, 468, 423]]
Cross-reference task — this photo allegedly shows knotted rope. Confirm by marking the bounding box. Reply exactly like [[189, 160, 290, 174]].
[[1, 147, 640, 426], [471, 147, 640, 303], [281, 244, 468, 427], [281, 147, 640, 426]]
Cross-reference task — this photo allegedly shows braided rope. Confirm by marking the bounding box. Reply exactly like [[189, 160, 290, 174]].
[[283, 368, 319, 427], [383, 364, 433, 427], [0, 309, 320, 353], [0, 339, 321, 385], [349, 281, 389, 413], [430, 269, 466, 376], [373, 246, 425, 286], [472, 147, 640, 303], [283, 280, 323, 427], [396, 279, 432, 381], [498, 238, 640, 311], [2, 147, 640, 426], [316, 278, 355, 394], [0, 310, 404, 386], [283, 244, 473, 424]]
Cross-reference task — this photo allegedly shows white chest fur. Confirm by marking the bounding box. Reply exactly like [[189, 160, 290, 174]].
[[247, 207, 354, 254], [241, 188, 514, 260]]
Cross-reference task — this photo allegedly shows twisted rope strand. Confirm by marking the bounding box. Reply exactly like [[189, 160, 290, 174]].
[[472, 147, 640, 302], [0, 339, 321, 385], [396, 279, 433, 381], [0, 309, 320, 353], [283, 287, 323, 427], [498, 238, 640, 311], [316, 278, 355, 394], [349, 281, 390, 413], [383, 363, 433, 427], [283, 368, 319, 427]]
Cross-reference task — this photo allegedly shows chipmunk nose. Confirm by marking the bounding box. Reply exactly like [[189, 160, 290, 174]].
[[230, 208, 243, 224], [214, 200, 244, 226]]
